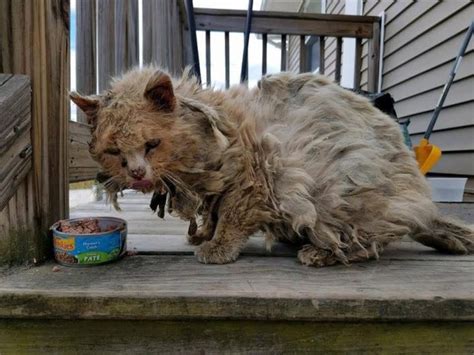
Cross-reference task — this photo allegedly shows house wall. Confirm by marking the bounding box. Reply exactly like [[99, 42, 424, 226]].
[[360, 0, 474, 176], [287, 0, 345, 76], [287, 0, 474, 177], [323, 0, 345, 80]]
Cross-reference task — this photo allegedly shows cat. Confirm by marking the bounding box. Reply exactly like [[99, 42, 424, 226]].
[[70, 66, 474, 266]]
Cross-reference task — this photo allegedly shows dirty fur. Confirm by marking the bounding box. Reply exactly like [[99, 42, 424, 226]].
[[70, 66, 474, 266]]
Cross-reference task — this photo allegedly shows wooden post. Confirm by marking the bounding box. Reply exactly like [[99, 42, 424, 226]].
[[143, 0, 185, 75], [114, 0, 139, 75], [0, 0, 70, 263], [367, 20, 381, 93], [335, 37, 342, 84], [280, 34, 287, 71], [206, 30, 211, 86], [76, 0, 97, 122], [299, 35, 306, 73], [262, 33, 267, 75], [353, 37, 362, 90], [225, 31, 230, 88], [319, 36, 325, 75], [98, 0, 116, 91]]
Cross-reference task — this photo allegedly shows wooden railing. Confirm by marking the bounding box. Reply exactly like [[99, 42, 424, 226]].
[[75, 0, 185, 123], [70, 5, 381, 183], [194, 8, 381, 91]]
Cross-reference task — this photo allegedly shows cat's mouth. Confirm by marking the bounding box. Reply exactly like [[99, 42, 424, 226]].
[[129, 179, 154, 191]]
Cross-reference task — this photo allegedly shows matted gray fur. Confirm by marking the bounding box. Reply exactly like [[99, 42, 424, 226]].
[[70, 67, 474, 267]]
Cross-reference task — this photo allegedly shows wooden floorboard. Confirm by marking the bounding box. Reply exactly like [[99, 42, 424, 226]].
[[69, 191, 474, 261], [0, 254, 473, 321], [1, 320, 473, 353], [0, 191, 470, 321]]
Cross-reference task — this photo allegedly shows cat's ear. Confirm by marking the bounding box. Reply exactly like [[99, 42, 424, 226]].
[[144, 70, 176, 112], [70, 92, 100, 126]]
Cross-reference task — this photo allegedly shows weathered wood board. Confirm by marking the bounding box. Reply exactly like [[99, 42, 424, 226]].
[[69, 121, 100, 182], [1, 191, 474, 325], [0, 74, 31, 211], [0, 0, 70, 232], [0, 254, 473, 321], [0, 320, 473, 353]]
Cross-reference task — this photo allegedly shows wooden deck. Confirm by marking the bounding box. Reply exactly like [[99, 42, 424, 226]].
[[0, 191, 473, 323], [1, 191, 473, 351]]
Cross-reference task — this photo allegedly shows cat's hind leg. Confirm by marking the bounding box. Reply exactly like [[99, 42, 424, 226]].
[[297, 242, 382, 267]]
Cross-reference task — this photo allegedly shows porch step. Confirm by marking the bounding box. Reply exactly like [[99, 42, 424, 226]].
[[1, 248, 473, 321]]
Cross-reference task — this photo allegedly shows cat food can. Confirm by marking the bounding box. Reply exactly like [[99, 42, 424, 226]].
[[51, 217, 127, 267]]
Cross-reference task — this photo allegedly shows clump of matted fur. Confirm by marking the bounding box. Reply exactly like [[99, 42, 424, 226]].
[[70, 66, 474, 266]]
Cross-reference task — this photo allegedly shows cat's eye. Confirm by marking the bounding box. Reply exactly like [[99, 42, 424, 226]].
[[145, 139, 161, 154], [104, 147, 121, 156]]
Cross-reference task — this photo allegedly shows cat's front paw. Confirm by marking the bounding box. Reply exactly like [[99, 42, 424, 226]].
[[187, 228, 213, 246], [195, 241, 239, 264], [187, 232, 207, 246]]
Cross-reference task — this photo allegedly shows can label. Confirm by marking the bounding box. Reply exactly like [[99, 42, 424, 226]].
[[54, 231, 123, 265]]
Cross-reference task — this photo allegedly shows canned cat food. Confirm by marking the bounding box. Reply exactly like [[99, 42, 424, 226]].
[[51, 217, 127, 266]]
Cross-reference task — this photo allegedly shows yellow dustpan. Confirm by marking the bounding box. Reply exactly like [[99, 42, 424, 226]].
[[414, 21, 473, 175], [414, 138, 442, 175]]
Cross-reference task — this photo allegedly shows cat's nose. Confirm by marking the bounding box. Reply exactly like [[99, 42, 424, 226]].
[[129, 167, 146, 180]]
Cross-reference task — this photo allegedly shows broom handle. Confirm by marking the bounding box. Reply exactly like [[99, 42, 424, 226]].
[[424, 21, 474, 140]]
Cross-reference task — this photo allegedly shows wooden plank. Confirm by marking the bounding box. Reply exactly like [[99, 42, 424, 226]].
[[0, 205, 10, 239], [280, 34, 287, 71], [15, 181, 27, 229], [7, 194, 17, 229], [0, 75, 30, 155], [1, 320, 473, 354], [261, 33, 267, 75], [205, 30, 211, 86], [142, 0, 184, 74], [69, 192, 474, 259], [334, 37, 342, 83], [26, 172, 34, 228], [319, 36, 325, 74], [76, 0, 97, 123], [0, 74, 12, 86], [353, 37, 362, 90], [367, 20, 381, 92], [224, 31, 230, 88], [127, 234, 474, 262], [69, 121, 100, 183], [299, 35, 306, 73], [98, 0, 115, 91], [1, 255, 473, 321], [0, 128, 32, 212], [194, 9, 377, 38], [0, 0, 70, 232], [114, 0, 139, 74]]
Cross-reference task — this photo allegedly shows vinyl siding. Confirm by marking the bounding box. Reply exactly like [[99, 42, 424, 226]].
[[286, 0, 345, 75], [361, 0, 474, 176], [324, 0, 345, 80]]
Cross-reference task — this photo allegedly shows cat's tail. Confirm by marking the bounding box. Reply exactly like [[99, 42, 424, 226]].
[[410, 215, 474, 255]]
